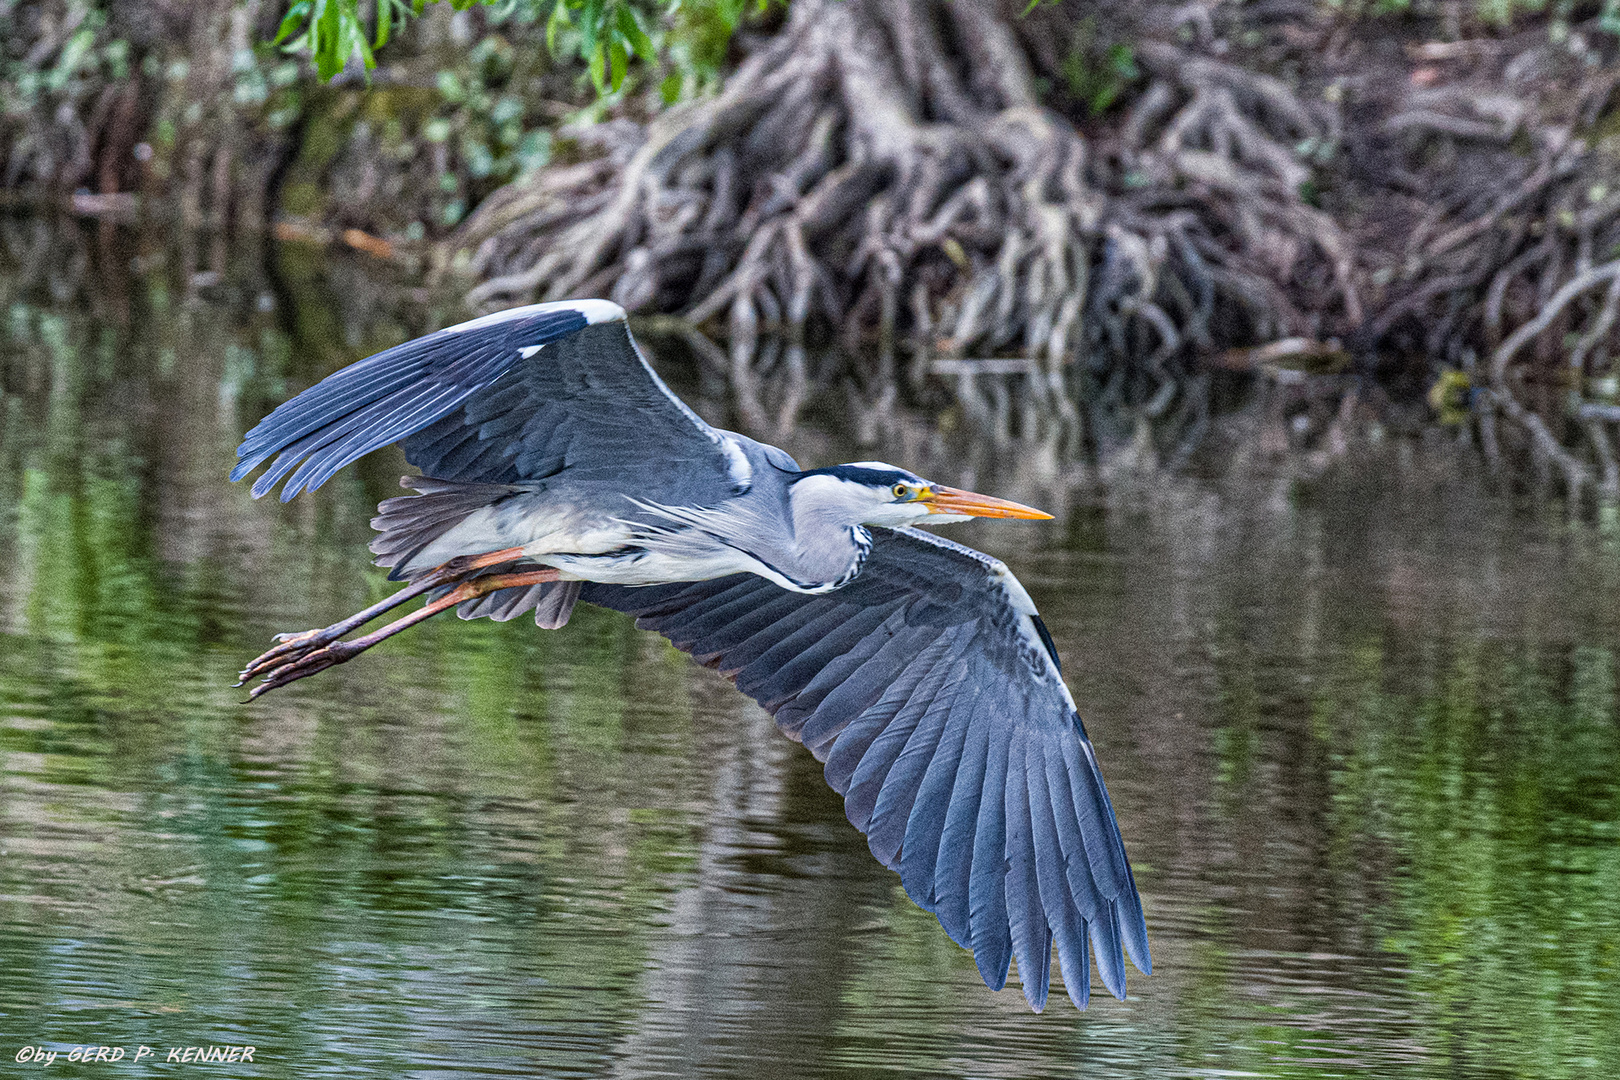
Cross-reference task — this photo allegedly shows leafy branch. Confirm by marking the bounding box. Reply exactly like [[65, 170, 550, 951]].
[[272, 0, 769, 96]]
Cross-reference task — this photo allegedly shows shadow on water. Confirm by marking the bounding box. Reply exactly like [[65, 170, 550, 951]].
[[0, 218, 1617, 1077]]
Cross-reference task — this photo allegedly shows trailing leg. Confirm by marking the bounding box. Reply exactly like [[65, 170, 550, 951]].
[[236, 546, 528, 687], [244, 566, 562, 699]]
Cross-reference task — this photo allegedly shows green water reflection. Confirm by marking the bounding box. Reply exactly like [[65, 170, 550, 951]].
[[0, 222, 1616, 1077]]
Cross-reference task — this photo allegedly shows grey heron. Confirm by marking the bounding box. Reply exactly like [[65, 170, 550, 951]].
[[231, 299, 1149, 1011]]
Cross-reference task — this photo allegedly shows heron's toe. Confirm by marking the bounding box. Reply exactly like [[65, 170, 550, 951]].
[[236, 629, 340, 684], [271, 628, 325, 645], [246, 640, 364, 699]]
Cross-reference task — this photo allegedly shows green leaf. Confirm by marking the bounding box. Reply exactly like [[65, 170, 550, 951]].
[[588, 41, 606, 92], [545, 1, 569, 55], [1108, 43, 1139, 80], [580, 0, 604, 56], [376, 0, 391, 48], [616, 5, 655, 62], [314, 0, 342, 79], [516, 129, 552, 173], [349, 15, 377, 72], [609, 39, 628, 91], [490, 95, 523, 124], [274, 1, 311, 46]]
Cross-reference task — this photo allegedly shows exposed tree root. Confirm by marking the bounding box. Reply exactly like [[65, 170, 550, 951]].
[[446, 1, 1620, 499], [446, 0, 1353, 457], [12, 0, 1620, 497], [1343, 14, 1620, 501]]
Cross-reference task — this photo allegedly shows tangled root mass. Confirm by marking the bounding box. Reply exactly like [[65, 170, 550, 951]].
[[444, 3, 1620, 493], [448, 0, 1361, 455]]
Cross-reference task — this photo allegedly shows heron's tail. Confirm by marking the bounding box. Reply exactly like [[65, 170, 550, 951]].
[[371, 476, 526, 578], [371, 476, 582, 628]]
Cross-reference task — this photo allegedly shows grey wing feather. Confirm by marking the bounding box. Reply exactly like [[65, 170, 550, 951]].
[[455, 578, 582, 628], [232, 302, 744, 505], [403, 321, 743, 499], [580, 526, 1150, 1011]]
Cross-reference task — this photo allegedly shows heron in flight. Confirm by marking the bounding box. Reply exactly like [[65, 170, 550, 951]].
[[231, 299, 1149, 1011]]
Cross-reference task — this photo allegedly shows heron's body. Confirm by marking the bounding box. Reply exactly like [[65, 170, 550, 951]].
[[231, 299, 1150, 1012], [378, 439, 877, 596]]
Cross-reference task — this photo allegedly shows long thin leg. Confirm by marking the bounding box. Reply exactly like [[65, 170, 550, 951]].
[[245, 567, 563, 700], [237, 546, 528, 685]]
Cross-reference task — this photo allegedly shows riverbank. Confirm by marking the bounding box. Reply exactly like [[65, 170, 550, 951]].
[[7, 1, 1620, 497]]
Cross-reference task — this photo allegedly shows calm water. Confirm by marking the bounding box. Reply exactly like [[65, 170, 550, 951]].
[[1, 223, 1617, 1077]]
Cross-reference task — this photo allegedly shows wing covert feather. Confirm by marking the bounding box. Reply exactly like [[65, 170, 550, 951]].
[[232, 302, 743, 504]]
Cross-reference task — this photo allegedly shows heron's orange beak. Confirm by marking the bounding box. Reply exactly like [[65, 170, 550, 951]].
[[920, 486, 1053, 519]]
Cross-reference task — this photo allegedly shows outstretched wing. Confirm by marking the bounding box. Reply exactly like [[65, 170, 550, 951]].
[[580, 526, 1150, 1011], [232, 300, 746, 502]]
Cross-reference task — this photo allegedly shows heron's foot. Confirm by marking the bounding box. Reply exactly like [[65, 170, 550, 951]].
[[240, 565, 562, 701], [245, 640, 366, 699], [236, 627, 344, 685], [234, 545, 532, 689]]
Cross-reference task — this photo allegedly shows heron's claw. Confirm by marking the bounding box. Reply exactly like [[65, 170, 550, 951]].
[[246, 640, 364, 699], [236, 627, 340, 685], [235, 561, 558, 700]]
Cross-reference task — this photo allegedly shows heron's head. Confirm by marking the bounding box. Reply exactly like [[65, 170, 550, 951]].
[[792, 462, 1052, 528]]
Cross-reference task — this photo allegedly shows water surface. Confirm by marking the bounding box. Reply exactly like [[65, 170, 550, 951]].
[[1, 222, 1616, 1077]]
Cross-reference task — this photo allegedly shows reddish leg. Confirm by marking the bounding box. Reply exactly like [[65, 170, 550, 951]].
[[244, 566, 562, 700], [237, 546, 529, 687]]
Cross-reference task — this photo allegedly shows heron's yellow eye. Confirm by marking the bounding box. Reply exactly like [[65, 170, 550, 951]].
[[892, 483, 909, 499]]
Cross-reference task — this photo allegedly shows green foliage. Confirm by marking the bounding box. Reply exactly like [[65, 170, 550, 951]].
[[413, 34, 557, 220], [271, 0, 772, 99], [2, 4, 134, 129], [1054, 18, 1140, 117], [658, 0, 771, 102]]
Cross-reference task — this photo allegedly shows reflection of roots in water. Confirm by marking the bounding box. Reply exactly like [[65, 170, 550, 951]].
[[1359, 21, 1620, 505]]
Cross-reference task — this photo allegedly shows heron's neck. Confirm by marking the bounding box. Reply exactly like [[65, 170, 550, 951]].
[[764, 479, 873, 591]]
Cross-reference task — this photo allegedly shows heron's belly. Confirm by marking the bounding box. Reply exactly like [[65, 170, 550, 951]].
[[397, 498, 629, 575], [538, 546, 771, 587]]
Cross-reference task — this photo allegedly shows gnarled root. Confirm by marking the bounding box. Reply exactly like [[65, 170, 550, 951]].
[[1358, 19, 1620, 500], [443, 0, 1352, 461]]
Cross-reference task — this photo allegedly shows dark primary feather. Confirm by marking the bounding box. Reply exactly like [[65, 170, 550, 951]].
[[232, 305, 742, 504], [581, 526, 1151, 1010]]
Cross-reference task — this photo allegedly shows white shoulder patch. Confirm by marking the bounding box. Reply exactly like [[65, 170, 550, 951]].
[[442, 299, 626, 335], [720, 435, 753, 489]]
